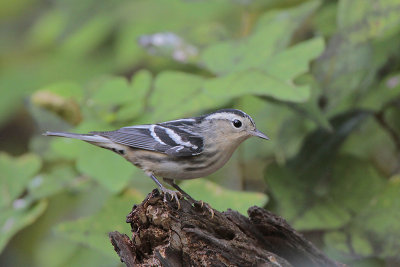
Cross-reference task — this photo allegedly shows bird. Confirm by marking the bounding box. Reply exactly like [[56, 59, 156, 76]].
[[44, 109, 269, 207]]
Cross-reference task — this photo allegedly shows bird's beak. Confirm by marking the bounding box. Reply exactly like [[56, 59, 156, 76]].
[[251, 129, 269, 140]]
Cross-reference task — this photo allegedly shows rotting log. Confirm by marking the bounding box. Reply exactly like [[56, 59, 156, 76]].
[[109, 189, 342, 267]]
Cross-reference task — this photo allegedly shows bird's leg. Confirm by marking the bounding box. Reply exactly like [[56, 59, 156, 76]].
[[163, 178, 214, 218], [148, 174, 181, 209], [163, 178, 198, 202]]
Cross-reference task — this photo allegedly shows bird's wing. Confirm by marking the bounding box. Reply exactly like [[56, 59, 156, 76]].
[[91, 120, 204, 157]]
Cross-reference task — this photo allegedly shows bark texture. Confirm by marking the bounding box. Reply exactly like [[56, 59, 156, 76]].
[[109, 189, 342, 267]]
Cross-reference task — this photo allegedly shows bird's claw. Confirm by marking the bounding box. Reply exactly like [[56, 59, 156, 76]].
[[194, 200, 214, 218], [160, 188, 182, 209]]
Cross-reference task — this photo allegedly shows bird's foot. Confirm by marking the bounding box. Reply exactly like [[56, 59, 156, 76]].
[[159, 187, 182, 209], [193, 200, 215, 218]]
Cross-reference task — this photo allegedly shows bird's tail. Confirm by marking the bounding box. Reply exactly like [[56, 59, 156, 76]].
[[43, 131, 111, 143]]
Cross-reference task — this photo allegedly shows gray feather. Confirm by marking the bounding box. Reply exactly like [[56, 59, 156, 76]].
[[91, 122, 204, 157], [43, 131, 111, 143]]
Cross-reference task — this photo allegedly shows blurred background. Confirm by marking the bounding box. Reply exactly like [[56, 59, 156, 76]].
[[1, 0, 400, 266]]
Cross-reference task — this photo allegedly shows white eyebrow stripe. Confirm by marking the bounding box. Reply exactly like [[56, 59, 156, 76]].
[[150, 125, 166, 145], [204, 111, 257, 127], [164, 127, 198, 149], [204, 113, 240, 121]]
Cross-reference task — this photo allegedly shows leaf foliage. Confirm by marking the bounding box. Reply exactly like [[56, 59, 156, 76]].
[[1, 0, 400, 266]]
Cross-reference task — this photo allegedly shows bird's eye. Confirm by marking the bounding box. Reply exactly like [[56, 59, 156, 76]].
[[232, 119, 242, 128]]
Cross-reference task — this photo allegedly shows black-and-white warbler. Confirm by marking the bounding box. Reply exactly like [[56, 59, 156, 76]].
[[44, 109, 269, 205]]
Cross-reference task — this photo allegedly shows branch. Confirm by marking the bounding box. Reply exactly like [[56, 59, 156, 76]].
[[109, 189, 342, 267]]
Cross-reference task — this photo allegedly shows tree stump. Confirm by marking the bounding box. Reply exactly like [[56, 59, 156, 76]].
[[109, 189, 342, 267]]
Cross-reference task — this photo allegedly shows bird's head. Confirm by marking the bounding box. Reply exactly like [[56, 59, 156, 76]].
[[201, 109, 269, 143]]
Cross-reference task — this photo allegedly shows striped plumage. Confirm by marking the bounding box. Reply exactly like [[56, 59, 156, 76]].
[[44, 109, 269, 203]]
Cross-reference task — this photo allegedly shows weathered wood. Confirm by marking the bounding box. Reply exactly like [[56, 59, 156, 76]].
[[109, 232, 136, 267], [110, 189, 341, 267]]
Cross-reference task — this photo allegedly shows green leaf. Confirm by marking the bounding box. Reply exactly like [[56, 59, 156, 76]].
[[180, 180, 268, 215], [204, 70, 311, 103], [288, 110, 369, 173], [292, 155, 386, 230], [27, 10, 67, 48], [260, 37, 329, 129], [58, 246, 122, 267], [0, 153, 42, 208], [76, 144, 134, 193], [324, 230, 374, 259], [314, 0, 400, 114], [47, 120, 137, 194], [329, 156, 386, 214], [312, 2, 338, 37], [91, 77, 131, 106], [340, 115, 398, 177], [27, 165, 77, 201], [49, 137, 83, 160], [293, 199, 351, 230], [60, 15, 115, 55], [201, 0, 321, 75], [354, 176, 400, 258], [150, 71, 218, 120], [152, 71, 204, 104], [338, 0, 400, 41], [287, 80, 332, 130], [200, 35, 324, 106], [261, 37, 325, 82], [55, 191, 143, 258], [22, 185, 114, 267], [314, 39, 374, 113], [268, 155, 387, 231], [266, 163, 315, 222], [34, 237, 121, 267], [358, 73, 400, 111], [0, 200, 47, 253], [116, 69, 153, 121], [323, 176, 400, 261], [265, 111, 372, 229], [48, 120, 111, 161]]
